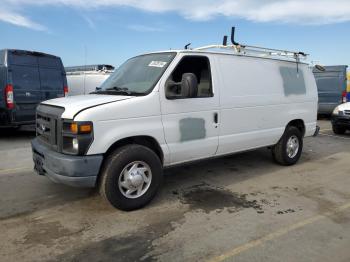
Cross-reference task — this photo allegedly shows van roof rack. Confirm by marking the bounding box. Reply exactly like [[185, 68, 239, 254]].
[[194, 27, 308, 62]]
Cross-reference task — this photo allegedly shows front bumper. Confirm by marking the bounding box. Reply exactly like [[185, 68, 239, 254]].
[[31, 138, 103, 187], [331, 115, 350, 128]]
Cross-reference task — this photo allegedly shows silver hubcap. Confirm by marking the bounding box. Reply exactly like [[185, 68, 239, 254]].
[[286, 135, 299, 158], [118, 161, 152, 199]]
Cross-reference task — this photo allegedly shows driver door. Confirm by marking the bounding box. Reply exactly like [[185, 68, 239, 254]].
[[159, 55, 220, 165]]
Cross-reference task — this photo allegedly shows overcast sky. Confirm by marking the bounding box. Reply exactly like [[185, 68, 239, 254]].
[[1, 0, 349, 67]]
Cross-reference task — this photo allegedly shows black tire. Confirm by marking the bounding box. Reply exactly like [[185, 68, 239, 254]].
[[332, 125, 346, 135], [99, 144, 163, 211], [272, 126, 303, 166]]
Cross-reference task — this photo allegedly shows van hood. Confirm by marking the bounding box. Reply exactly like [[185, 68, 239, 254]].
[[41, 94, 132, 119]]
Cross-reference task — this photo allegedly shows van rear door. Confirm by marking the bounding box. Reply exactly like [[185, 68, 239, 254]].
[[38, 56, 65, 101], [8, 52, 42, 123]]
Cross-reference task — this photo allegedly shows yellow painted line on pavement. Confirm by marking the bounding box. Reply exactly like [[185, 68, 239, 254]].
[[0, 167, 32, 175], [208, 202, 350, 262]]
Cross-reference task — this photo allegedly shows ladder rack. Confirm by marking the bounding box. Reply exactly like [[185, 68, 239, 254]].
[[191, 27, 308, 62], [194, 44, 308, 61]]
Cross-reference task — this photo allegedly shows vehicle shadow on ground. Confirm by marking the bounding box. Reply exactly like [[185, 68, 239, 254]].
[[0, 126, 35, 139]]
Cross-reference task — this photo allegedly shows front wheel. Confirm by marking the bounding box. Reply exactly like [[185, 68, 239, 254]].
[[272, 126, 303, 166], [332, 125, 346, 135], [99, 145, 163, 211]]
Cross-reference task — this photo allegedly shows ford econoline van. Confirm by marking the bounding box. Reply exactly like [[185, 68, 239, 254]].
[[31, 40, 318, 210], [0, 49, 67, 128]]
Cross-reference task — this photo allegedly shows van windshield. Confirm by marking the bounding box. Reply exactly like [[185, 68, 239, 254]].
[[95, 52, 176, 96]]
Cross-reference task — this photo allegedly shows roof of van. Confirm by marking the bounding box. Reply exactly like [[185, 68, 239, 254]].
[[140, 49, 309, 65], [65, 64, 115, 73], [0, 49, 60, 58], [313, 65, 348, 73]]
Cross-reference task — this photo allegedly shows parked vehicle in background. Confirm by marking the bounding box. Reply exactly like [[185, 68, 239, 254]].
[[31, 28, 318, 211], [65, 64, 114, 96], [347, 71, 350, 101], [0, 49, 67, 128], [331, 102, 350, 134], [313, 65, 348, 115]]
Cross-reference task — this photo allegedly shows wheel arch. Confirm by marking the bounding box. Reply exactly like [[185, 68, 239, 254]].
[[286, 119, 306, 137], [104, 135, 164, 164]]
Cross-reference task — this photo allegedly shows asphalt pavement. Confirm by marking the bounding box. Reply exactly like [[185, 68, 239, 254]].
[[0, 120, 349, 262]]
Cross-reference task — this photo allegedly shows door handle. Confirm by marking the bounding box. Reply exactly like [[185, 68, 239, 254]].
[[214, 112, 218, 124]]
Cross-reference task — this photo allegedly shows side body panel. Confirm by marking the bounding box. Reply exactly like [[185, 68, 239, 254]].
[[215, 54, 317, 155]]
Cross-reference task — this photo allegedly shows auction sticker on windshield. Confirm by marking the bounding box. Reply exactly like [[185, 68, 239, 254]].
[[148, 61, 167, 68]]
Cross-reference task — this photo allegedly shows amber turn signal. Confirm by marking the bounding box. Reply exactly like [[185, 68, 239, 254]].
[[70, 123, 92, 134], [70, 123, 78, 134], [79, 124, 92, 133]]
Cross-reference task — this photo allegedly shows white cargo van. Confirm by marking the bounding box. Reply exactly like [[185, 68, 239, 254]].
[[32, 31, 318, 210]]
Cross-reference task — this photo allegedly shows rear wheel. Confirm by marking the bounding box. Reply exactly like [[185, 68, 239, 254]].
[[99, 145, 163, 211], [272, 126, 303, 166], [332, 125, 346, 135]]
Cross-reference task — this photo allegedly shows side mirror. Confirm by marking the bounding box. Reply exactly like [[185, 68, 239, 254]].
[[166, 73, 198, 99]]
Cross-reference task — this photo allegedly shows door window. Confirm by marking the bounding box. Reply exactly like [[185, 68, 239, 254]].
[[167, 56, 213, 98]]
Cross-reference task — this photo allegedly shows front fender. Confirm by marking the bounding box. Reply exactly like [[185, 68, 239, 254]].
[[86, 116, 170, 164]]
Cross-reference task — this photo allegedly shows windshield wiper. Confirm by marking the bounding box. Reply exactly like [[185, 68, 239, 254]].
[[90, 86, 145, 96], [104, 86, 133, 95], [90, 86, 131, 95]]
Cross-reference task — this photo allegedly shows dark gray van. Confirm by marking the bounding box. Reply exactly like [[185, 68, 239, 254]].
[[0, 49, 67, 127], [313, 65, 348, 115]]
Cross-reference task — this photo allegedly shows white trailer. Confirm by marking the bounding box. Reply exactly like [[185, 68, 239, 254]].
[[65, 65, 114, 96]]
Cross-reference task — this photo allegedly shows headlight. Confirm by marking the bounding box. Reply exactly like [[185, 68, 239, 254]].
[[62, 121, 93, 155], [72, 138, 79, 151], [332, 107, 340, 115]]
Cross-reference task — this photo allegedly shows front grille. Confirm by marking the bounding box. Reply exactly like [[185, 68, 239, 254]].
[[344, 110, 350, 116], [36, 104, 65, 151], [36, 113, 56, 145]]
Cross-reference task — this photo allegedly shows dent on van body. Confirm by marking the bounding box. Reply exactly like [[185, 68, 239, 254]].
[[279, 66, 306, 96], [179, 118, 206, 142]]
